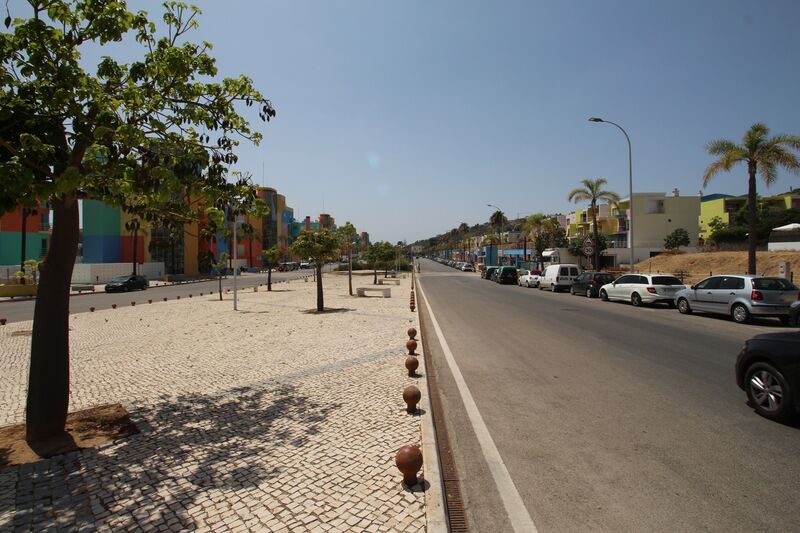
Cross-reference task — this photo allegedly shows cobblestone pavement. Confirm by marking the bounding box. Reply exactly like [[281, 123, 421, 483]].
[[0, 273, 427, 532]]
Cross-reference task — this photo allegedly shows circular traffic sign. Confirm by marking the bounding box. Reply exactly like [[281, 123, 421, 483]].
[[583, 246, 594, 256]]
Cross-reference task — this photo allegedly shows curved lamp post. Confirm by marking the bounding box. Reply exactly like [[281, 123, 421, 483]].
[[589, 117, 634, 271]]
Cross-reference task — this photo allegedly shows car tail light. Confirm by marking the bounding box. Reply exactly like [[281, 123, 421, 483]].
[[751, 290, 764, 301], [646, 287, 657, 294], [591, 279, 597, 285]]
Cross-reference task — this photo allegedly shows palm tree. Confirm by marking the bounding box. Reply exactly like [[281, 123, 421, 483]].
[[488, 210, 507, 263], [703, 123, 800, 274], [567, 178, 620, 270], [458, 222, 469, 260]]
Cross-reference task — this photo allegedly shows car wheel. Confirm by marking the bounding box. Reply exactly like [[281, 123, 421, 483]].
[[631, 292, 642, 307], [586, 288, 593, 298], [745, 362, 794, 422], [124, 286, 130, 292], [570, 286, 575, 295], [732, 303, 751, 324], [677, 298, 691, 314], [600, 289, 608, 301]]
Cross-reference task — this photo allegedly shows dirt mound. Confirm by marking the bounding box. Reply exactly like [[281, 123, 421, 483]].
[[634, 251, 800, 284]]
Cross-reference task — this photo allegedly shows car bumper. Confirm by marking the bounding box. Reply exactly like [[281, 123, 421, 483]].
[[749, 304, 792, 317]]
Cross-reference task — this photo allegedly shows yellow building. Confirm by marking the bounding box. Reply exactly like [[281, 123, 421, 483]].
[[699, 191, 800, 240]]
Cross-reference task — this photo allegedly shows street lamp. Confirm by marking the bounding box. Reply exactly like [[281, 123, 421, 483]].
[[589, 117, 634, 271]]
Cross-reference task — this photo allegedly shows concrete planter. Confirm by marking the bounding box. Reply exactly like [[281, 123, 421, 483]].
[[0, 284, 38, 297]]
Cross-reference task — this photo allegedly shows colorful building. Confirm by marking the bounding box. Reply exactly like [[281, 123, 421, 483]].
[[699, 190, 800, 240], [0, 202, 51, 268]]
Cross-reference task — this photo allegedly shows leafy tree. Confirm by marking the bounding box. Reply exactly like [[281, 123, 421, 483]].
[[365, 243, 381, 284], [261, 246, 280, 291], [567, 178, 620, 272], [290, 230, 340, 311], [212, 252, 230, 301], [0, 2, 275, 443], [703, 123, 800, 274], [664, 228, 690, 251], [489, 210, 507, 238], [567, 234, 608, 267], [707, 215, 727, 233], [336, 221, 358, 296]]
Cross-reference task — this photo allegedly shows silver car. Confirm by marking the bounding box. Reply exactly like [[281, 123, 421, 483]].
[[675, 275, 799, 324]]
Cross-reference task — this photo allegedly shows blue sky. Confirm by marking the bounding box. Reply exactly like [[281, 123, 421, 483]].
[[84, 1, 800, 242]]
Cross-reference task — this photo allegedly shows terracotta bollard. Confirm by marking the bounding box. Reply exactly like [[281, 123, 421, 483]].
[[111, 304, 117, 309], [89, 307, 95, 312], [130, 301, 135, 306], [403, 385, 421, 413], [406, 339, 417, 355], [163, 297, 168, 302], [407, 327, 417, 340], [405, 357, 419, 377], [395, 444, 423, 487], [0, 318, 7, 325], [148, 299, 152, 304]]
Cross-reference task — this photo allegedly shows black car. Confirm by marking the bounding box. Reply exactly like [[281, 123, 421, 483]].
[[482, 266, 498, 280], [496, 266, 518, 285], [570, 271, 617, 298], [105, 275, 149, 292], [789, 300, 800, 326], [735, 332, 800, 422]]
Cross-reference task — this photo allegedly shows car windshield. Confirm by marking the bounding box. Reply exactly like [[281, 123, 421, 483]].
[[651, 276, 683, 285], [753, 278, 798, 291], [110, 276, 129, 282]]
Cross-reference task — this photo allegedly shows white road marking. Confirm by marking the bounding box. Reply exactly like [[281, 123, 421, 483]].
[[417, 279, 539, 533]]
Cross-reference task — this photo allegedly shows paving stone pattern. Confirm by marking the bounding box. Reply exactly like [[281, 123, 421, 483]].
[[0, 274, 425, 532]]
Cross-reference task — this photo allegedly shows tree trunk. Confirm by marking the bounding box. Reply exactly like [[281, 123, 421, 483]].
[[267, 267, 272, 291], [26, 193, 79, 443], [316, 264, 324, 311], [218, 273, 223, 301], [348, 249, 353, 296], [131, 227, 138, 275], [373, 268, 377, 285], [592, 201, 599, 271], [747, 162, 758, 274]]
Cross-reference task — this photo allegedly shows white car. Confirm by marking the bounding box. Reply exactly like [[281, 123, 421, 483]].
[[599, 273, 686, 307], [517, 270, 541, 288]]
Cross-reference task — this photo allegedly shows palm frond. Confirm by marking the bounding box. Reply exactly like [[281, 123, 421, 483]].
[[702, 148, 746, 186], [758, 160, 777, 185], [567, 188, 590, 203], [705, 139, 739, 156], [770, 133, 800, 151], [743, 123, 770, 151], [760, 145, 800, 175], [597, 190, 621, 204]]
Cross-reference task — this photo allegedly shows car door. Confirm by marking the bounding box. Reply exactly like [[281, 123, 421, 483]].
[[573, 273, 588, 292], [688, 277, 722, 311], [607, 275, 632, 300], [712, 276, 745, 313]]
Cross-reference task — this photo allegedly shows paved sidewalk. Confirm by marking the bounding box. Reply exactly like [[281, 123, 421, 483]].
[[0, 273, 430, 532]]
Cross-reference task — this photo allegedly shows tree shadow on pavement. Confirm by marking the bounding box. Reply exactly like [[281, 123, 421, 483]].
[[4, 383, 339, 532]]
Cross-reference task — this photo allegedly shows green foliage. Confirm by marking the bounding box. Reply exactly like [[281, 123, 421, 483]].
[[710, 208, 800, 246], [336, 221, 358, 251], [0, 1, 275, 224], [290, 230, 340, 266], [261, 246, 280, 268], [212, 252, 230, 272], [364, 241, 395, 269], [707, 216, 727, 233], [567, 178, 621, 207], [710, 226, 749, 245], [664, 228, 690, 250]]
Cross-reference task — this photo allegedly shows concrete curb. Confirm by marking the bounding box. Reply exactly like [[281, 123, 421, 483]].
[[414, 274, 448, 533]]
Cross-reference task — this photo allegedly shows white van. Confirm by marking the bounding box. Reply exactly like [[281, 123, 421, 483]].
[[539, 264, 580, 292]]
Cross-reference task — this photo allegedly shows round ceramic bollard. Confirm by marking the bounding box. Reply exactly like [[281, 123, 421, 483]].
[[403, 385, 421, 412], [407, 327, 417, 340], [89, 307, 95, 312], [111, 304, 117, 309], [395, 445, 423, 486], [406, 339, 417, 355], [405, 356, 419, 377], [130, 301, 135, 306]]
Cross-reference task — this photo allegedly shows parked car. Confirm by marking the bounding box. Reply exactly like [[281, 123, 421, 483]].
[[539, 264, 580, 292], [495, 266, 518, 285], [461, 263, 475, 272], [482, 266, 498, 280], [675, 275, 800, 324], [518, 269, 539, 287], [735, 331, 800, 421], [789, 301, 800, 326], [570, 271, 617, 298], [599, 273, 685, 306], [105, 275, 148, 293]]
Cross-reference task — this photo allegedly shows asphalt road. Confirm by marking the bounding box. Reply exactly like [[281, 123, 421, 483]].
[[0, 266, 338, 323], [417, 258, 799, 532]]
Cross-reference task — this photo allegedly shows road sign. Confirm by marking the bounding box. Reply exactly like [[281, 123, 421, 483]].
[[583, 246, 594, 257]]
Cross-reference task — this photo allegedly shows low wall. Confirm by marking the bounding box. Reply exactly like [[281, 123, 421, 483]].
[[71, 262, 166, 284]]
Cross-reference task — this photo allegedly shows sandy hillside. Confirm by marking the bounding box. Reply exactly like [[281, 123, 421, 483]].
[[634, 251, 800, 284]]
